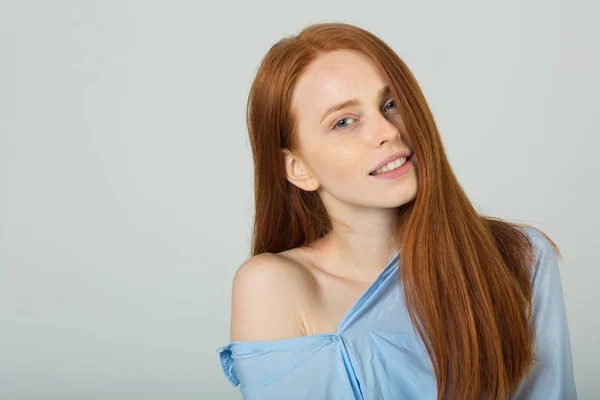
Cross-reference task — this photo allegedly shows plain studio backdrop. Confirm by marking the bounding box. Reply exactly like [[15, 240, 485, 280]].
[[0, 1, 598, 399]]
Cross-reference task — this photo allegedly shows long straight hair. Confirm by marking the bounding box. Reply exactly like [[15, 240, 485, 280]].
[[245, 22, 561, 400]]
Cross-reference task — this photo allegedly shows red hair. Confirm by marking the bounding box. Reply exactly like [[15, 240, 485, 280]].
[[245, 22, 561, 400]]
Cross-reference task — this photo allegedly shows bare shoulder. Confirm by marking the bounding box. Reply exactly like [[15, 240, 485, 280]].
[[230, 251, 315, 342]]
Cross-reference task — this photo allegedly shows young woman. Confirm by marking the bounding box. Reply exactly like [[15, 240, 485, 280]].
[[217, 22, 577, 400]]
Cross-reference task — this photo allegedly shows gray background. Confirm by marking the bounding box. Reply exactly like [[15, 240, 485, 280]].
[[1, 1, 597, 399]]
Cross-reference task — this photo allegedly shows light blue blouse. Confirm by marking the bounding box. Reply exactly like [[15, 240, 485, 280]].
[[217, 227, 577, 399]]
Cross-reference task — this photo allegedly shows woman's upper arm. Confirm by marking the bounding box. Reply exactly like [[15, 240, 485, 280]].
[[512, 229, 577, 399], [230, 253, 306, 342]]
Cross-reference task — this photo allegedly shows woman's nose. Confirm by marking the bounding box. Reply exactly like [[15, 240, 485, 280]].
[[374, 114, 401, 145]]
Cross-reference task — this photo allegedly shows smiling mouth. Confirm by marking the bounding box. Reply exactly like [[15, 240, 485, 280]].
[[369, 154, 413, 176]]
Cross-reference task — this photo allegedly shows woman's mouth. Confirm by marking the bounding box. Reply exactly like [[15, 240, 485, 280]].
[[369, 155, 413, 178]]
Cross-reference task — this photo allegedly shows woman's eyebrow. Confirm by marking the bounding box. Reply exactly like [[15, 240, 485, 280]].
[[319, 99, 359, 123], [319, 85, 391, 124]]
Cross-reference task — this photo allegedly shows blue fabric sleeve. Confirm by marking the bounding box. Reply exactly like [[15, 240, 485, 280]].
[[216, 335, 359, 399], [217, 343, 239, 387], [512, 228, 577, 399]]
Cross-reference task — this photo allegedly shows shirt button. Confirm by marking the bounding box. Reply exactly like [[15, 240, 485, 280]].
[[330, 334, 340, 343]]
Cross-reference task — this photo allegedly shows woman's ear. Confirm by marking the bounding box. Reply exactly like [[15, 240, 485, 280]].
[[282, 149, 320, 192]]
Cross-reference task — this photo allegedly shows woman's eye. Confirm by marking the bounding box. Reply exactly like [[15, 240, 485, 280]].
[[334, 117, 355, 130], [383, 99, 397, 112]]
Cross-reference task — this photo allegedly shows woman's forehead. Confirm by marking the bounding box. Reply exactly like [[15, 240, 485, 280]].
[[292, 50, 387, 123]]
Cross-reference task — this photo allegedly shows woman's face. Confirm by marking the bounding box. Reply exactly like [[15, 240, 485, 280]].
[[286, 49, 418, 210]]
